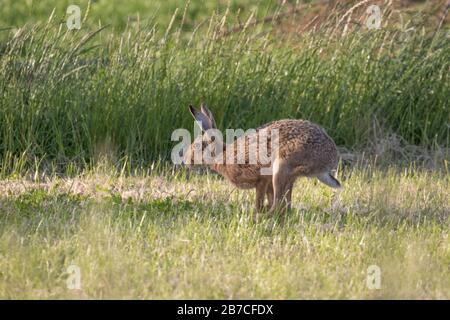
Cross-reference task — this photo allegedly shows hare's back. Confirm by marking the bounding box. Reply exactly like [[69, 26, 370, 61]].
[[262, 119, 338, 175]]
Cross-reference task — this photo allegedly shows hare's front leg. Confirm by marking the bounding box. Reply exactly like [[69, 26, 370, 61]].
[[266, 183, 274, 209], [255, 181, 268, 212]]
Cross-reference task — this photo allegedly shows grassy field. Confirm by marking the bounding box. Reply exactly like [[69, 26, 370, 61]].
[[0, 0, 283, 31], [0, 164, 449, 299], [0, 0, 449, 299], [0, 1, 449, 173]]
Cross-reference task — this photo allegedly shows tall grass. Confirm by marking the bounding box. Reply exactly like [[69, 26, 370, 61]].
[[0, 7, 449, 174], [0, 0, 281, 31]]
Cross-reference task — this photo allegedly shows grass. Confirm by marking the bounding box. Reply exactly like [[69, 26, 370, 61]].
[[0, 2, 449, 174], [0, 164, 449, 299], [0, 1, 449, 300], [0, 0, 282, 31]]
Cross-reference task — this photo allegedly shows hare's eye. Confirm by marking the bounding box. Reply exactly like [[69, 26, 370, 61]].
[[194, 143, 201, 150]]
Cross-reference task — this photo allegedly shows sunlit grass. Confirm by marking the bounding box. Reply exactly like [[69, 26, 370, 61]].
[[0, 1, 449, 300], [0, 165, 448, 299], [0, 3, 448, 174]]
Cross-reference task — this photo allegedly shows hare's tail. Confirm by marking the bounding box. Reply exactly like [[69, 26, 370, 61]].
[[317, 172, 341, 189]]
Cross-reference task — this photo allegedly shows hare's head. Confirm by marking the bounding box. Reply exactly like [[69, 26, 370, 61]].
[[183, 103, 222, 168]]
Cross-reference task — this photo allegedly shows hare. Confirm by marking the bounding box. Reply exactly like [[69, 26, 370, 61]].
[[183, 103, 341, 213]]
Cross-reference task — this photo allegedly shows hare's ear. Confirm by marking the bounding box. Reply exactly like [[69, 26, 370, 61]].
[[200, 103, 216, 129], [189, 105, 213, 132]]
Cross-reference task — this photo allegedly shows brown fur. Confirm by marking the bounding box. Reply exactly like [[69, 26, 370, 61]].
[[185, 104, 341, 214]]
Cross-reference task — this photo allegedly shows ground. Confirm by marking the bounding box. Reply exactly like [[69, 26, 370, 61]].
[[0, 165, 448, 299]]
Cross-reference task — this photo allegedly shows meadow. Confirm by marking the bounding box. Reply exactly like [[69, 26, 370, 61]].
[[0, 164, 449, 299], [0, 0, 449, 299]]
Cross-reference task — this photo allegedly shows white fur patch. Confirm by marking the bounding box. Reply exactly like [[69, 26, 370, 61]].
[[317, 172, 341, 189]]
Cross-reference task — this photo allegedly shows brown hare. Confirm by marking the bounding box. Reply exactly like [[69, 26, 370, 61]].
[[183, 103, 341, 214]]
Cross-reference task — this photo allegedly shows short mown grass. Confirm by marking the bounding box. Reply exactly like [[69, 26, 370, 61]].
[[0, 165, 448, 299]]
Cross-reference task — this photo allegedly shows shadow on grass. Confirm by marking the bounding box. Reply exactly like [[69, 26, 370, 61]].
[[1, 187, 448, 240], [0, 189, 88, 238]]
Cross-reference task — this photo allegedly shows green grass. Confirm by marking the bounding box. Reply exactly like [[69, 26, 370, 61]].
[[0, 0, 284, 31], [0, 2, 449, 174], [0, 165, 448, 299], [0, 1, 449, 299]]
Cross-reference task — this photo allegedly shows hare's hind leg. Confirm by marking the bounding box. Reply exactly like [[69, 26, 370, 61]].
[[284, 182, 294, 210], [269, 159, 293, 213]]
